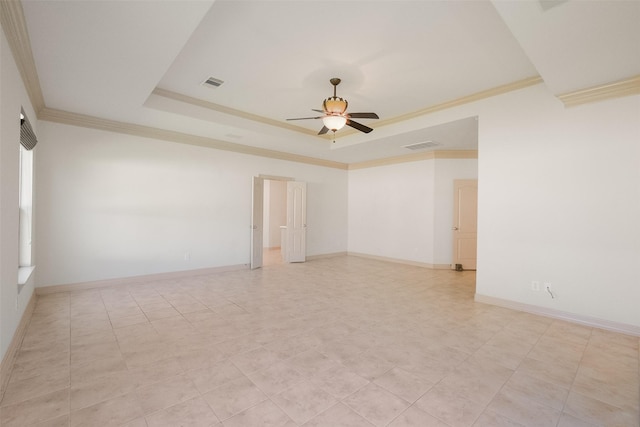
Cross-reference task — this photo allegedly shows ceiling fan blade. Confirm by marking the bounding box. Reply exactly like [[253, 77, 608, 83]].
[[286, 116, 322, 121], [318, 126, 330, 135], [346, 119, 373, 134], [347, 112, 379, 119], [311, 109, 325, 113]]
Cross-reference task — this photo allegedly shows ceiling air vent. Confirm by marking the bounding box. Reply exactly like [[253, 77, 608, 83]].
[[202, 76, 224, 88], [403, 141, 439, 151]]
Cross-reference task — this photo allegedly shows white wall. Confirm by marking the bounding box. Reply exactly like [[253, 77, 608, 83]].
[[34, 122, 348, 286], [476, 87, 640, 328], [348, 158, 478, 266], [348, 84, 639, 329], [348, 160, 437, 264], [0, 30, 38, 361]]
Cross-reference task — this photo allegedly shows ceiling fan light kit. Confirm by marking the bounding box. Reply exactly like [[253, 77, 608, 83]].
[[322, 115, 347, 131], [287, 77, 379, 141]]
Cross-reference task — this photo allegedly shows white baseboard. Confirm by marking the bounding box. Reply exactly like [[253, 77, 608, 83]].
[[475, 293, 640, 337], [0, 291, 36, 402], [347, 252, 451, 270], [36, 264, 249, 295]]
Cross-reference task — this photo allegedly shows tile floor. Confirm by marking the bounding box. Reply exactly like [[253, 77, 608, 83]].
[[0, 256, 638, 426]]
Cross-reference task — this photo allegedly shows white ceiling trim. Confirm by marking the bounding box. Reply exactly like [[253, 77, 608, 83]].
[[557, 75, 640, 107], [153, 77, 544, 141], [152, 87, 320, 137], [348, 150, 478, 171], [38, 107, 348, 170], [0, 0, 44, 113]]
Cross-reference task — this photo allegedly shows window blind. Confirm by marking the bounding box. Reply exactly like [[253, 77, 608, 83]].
[[20, 108, 38, 150]]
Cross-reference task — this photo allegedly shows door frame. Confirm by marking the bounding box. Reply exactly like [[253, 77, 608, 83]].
[[251, 175, 294, 269], [452, 179, 478, 270]]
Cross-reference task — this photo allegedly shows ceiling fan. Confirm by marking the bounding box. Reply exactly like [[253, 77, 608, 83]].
[[287, 78, 379, 140]]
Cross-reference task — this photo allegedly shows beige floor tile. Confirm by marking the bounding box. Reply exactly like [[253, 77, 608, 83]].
[[107, 305, 145, 319], [373, 367, 434, 403], [343, 383, 410, 427], [122, 416, 149, 427], [516, 356, 578, 389], [472, 409, 525, 427], [230, 346, 283, 374], [110, 313, 149, 329], [272, 380, 337, 425], [563, 391, 639, 427], [136, 374, 200, 414], [543, 321, 592, 346], [1, 369, 69, 407], [9, 351, 70, 384], [202, 376, 267, 421], [556, 413, 599, 427], [121, 341, 176, 369], [70, 370, 135, 410], [387, 405, 450, 427], [571, 367, 639, 412], [247, 361, 306, 396], [264, 334, 316, 359], [341, 350, 395, 381], [143, 306, 182, 321], [223, 399, 293, 427], [16, 339, 70, 364], [32, 413, 71, 427], [71, 353, 128, 385], [177, 345, 227, 371], [70, 392, 143, 427], [0, 388, 69, 427], [310, 365, 370, 400], [501, 370, 568, 411], [528, 336, 586, 366], [304, 402, 375, 427], [5, 257, 640, 427], [70, 339, 122, 365], [185, 359, 244, 394], [145, 396, 218, 427], [289, 349, 341, 377], [415, 386, 486, 427], [487, 386, 561, 427], [70, 328, 117, 347]]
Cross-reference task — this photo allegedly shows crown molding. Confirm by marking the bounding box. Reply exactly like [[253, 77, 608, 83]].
[[152, 88, 320, 137], [348, 150, 478, 170], [372, 76, 544, 130], [154, 77, 544, 140], [557, 75, 640, 107], [39, 108, 349, 170], [0, 0, 45, 114]]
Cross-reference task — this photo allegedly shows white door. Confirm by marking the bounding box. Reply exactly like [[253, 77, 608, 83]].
[[452, 179, 478, 270], [286, 181, 307, 262], [250, 176, 264, 269]]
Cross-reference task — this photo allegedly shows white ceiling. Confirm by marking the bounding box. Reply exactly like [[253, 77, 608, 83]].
[[20, 0, 640, 164]]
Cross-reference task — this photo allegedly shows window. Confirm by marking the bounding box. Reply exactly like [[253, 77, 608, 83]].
[[18, 108, 37, 287]]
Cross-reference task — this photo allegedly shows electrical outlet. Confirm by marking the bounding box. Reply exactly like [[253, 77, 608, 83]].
[[531, 281, 540, 291]]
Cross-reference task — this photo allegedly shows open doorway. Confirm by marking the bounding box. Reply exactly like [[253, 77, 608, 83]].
[[251, 176, 307, 269], [262, 179, 287, 266]]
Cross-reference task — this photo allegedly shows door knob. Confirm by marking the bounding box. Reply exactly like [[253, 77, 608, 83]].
[[452, 226, 458, 230]]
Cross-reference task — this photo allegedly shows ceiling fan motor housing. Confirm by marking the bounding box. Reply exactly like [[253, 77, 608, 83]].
[[323, 97, 348, 114]]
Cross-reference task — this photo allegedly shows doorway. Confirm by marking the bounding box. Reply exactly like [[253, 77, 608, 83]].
[[452, 179, 478, 270], [262, 179, 287, 265], [251, 176, 307, 269]]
